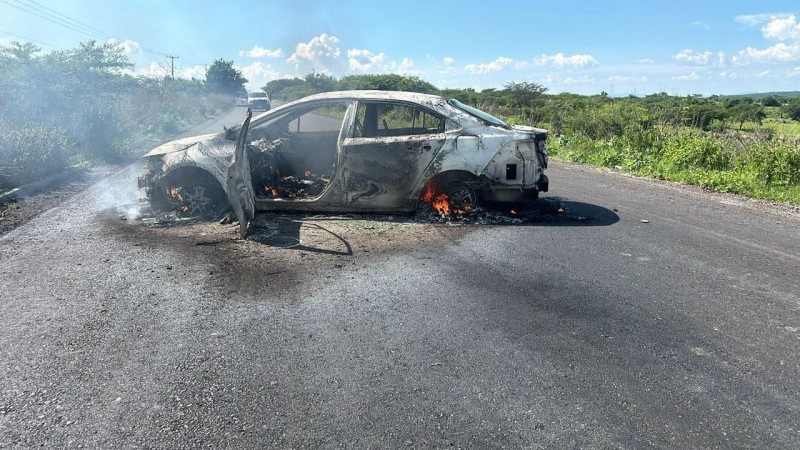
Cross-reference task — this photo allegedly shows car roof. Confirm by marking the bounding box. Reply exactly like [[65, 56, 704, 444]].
[[297, 90, 446, 104]]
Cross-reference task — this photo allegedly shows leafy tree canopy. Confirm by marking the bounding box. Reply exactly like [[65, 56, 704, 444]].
[[205, 58, 247, 95], [336, 74, 438, 94]]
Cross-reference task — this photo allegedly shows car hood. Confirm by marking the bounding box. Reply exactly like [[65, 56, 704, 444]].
[[143, 133, 217, 157]]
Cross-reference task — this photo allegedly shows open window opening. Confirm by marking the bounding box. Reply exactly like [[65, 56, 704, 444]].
[[353, 102, 444, 138], [245, 101, 350, 200]]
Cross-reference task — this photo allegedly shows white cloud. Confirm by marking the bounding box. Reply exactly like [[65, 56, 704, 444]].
[[689, 21, 711, 30], [535, 52, 598, 68], [672, 72, 703, 81], [513, 60, 531, 70], [389, 57, 420, 76], [239, 45, 283, 58], [754, 70, 771, 78], [608, 75, 631, 82], [718, 51, 727, 67], [542, 73, 560, 83], [734, 13, 791, 27], [608, 75, 648, 83], [178, 65, 205, 80], [107, 38, 140, 55], [636, 58, 655, 64], [464, 56, 515, 74], [762, 14, 800, 41], [287, 33, 341, 70], [136, 61, 168, 78], [443, 56, 454, 65], [719, 70, 738, 80], [788, 66, 800, 77], [673, 49, 713, 65], [562, 75, 595, 85], [732, 42, 800, 65], [731, 15, 800, 65], [239, 62, 282, 88], [347, 48, 386, 73]]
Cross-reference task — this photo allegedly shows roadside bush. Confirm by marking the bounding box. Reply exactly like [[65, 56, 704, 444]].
[[0, 41, 231, 187], [0, 121, 73, 188], [663, 134, 731, 171], [739, 140, 800, 187]]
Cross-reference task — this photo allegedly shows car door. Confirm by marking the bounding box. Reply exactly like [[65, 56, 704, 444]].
[[339, 101, 447, 210], [226, 109, 255, 238]]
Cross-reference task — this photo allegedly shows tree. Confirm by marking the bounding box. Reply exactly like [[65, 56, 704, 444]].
[[502, 81, 547, 108], [205, 58, 247, 95], [784, 99, 800, 121], [304, 72, 336, 93], [336, 74, 438, 93], [0, 41, 40, 63], [263, 77, 304, 98], [729, 103, 765, 129], [685, 104, 727, 130], [761, 95, 782, 107]]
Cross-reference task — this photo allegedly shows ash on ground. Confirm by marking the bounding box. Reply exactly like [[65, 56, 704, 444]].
[[414, 198, 567, 225]]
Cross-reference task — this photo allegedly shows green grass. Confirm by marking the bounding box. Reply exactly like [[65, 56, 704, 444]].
[[763, 118, 800, 138], [549, 127, 800, 205]]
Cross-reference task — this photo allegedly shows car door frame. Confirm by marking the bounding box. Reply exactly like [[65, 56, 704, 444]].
[[338, 100, 447, 211]]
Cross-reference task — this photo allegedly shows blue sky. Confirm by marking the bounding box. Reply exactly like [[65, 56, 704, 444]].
[[2, 0, 800, 95]]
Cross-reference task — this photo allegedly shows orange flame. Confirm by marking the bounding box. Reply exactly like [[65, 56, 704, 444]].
[[263, 186, 279, 197], [420, 181, 451, 217], [421, 181, 435, 203], [432, 193, 450, 216]]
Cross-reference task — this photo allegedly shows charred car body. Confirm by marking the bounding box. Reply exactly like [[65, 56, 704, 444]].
[[139, 90, 548, 236]]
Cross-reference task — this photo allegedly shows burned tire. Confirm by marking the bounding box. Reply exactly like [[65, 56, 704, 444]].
[[446, 181, 478, 212], [154, 170, 227, 219]]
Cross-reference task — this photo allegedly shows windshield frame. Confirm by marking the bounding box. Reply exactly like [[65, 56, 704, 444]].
[[447, 99, 509, 128]]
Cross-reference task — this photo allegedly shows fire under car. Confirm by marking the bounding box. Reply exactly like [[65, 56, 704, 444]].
[[138, 90, 549, 237]]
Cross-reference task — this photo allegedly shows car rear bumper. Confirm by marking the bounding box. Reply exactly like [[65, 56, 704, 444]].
[[485, 174, 548, 202]]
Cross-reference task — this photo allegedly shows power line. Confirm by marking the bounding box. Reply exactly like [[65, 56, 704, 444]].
[[0, 29, 59, 49], [1, 0, 109, 41], [20, 0, 116, 40], [1, 0, 170, 56]]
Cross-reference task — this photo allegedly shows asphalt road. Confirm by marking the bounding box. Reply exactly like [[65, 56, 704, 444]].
[[1, 107, 799, 448]]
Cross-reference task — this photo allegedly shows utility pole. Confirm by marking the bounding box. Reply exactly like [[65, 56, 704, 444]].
[[166, 55, 178, 80]]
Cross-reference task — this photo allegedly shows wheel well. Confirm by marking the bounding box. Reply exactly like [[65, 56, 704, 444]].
[[417, 170, 481, 195], [158, 167, 226, 202], [426, 170, 480, 185], [160, 167, 222, 190]]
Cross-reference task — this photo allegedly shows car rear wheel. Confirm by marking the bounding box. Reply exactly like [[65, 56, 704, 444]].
[[446, 181, 478, 212]]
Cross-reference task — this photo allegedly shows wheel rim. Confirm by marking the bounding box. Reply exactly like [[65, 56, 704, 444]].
[[447, 182, 478, 212], [180, 186, 214, 217]]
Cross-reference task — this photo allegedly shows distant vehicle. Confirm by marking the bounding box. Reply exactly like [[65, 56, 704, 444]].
[[139, 90, 548, 237], [234, 93, 248, 106], [247, 91, 271, 111]]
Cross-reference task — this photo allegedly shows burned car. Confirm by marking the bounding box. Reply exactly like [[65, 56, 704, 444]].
[[139, 90, 548, 236]]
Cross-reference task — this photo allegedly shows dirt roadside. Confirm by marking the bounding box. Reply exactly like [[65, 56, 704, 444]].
[[0, 164, 131, 236]]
